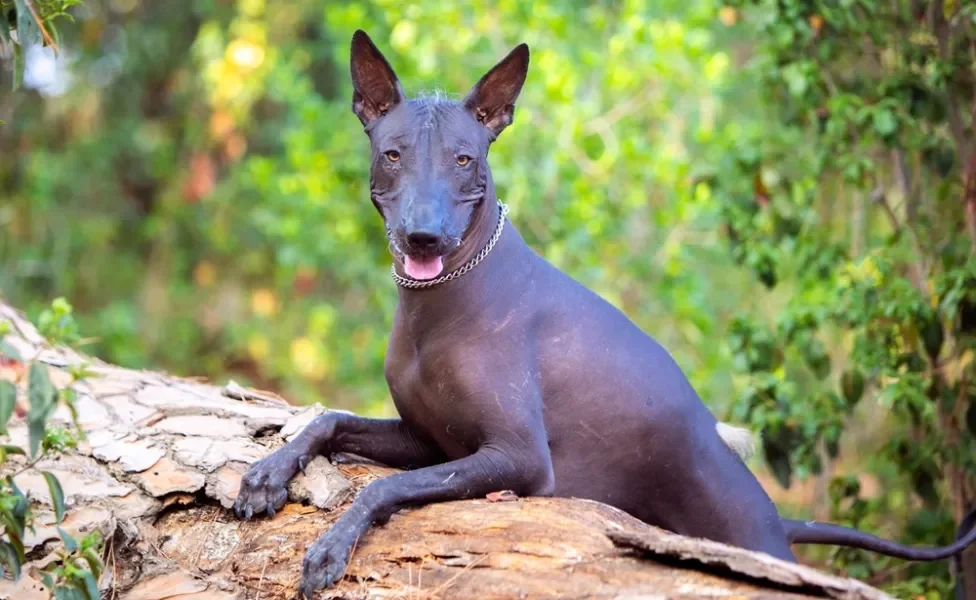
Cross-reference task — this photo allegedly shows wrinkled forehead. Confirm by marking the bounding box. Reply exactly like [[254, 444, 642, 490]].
[[367, 96, 489, 151]]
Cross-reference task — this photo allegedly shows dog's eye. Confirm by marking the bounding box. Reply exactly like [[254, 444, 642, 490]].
[[456, 155, 472, 166], [385, 150, 400, 162]]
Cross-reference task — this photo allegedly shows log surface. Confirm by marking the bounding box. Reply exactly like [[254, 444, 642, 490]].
[[0, 301, 893, 600]]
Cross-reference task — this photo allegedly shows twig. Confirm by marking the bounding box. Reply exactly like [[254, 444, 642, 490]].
[[108, 531, 117, 600], [891, 149, 916, 222], [871, 187, 900, 233], [23, 0, 58, 52], [256, 555, 269, 600], [191, 507, 222, 568], [10, 452, 47, 479], [417, 556, 425, 600], [428, 553, 488, 599]]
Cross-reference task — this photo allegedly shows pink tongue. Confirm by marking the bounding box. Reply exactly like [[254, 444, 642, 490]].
[[404, 255, 444, 280]]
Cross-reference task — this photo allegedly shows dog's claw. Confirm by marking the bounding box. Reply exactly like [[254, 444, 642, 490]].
[[299, 525, 356, 596], [233, 448, 305, 522]]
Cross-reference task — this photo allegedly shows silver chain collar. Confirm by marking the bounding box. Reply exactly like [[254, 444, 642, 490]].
[[390, 200, 510, 290]]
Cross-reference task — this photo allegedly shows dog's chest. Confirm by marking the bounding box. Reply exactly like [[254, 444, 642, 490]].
[[384, 345, 481, 458]]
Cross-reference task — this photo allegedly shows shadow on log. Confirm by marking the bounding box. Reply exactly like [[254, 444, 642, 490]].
[[0, 301, 893, 600]]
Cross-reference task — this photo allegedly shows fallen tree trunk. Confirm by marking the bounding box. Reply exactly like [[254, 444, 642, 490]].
[[0, 301, 893, 600]]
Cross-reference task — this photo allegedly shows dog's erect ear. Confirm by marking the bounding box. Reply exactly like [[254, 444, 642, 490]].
[[350, 30, 405, 127], [462, 43, 530, 141]]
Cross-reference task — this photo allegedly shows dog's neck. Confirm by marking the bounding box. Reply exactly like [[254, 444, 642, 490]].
[[393, 194, 531, 337]]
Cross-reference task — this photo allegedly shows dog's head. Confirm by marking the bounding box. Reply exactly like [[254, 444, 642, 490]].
[[349, 30, 529, 281]]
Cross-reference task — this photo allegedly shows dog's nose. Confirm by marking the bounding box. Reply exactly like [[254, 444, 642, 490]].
[[406, 230, 441, 251]]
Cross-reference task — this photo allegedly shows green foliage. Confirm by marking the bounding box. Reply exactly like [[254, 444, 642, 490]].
[[1, 0, 975, 595], [0, 298, 104, 597], [0, 0, 743, 417], [712, 0, 976, 593]]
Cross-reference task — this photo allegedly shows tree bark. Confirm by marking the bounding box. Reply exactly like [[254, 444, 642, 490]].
[[0, 301, 894, 600]]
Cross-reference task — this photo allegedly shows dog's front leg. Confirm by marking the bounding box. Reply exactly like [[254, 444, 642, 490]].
[[234, 412, 445, 519], [299, 440, 554, 596]]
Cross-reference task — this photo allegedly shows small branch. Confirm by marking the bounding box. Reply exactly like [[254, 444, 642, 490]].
[[23, 0, 58, 53], [871, 186, 928, 289], [852, 189, 865, 255], [871, 187, 900, 233], [891, 149, 916, 222], [9, 452, 46, 479]]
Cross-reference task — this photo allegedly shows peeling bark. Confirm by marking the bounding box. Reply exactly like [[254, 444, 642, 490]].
[[0, 301, 893, 600]]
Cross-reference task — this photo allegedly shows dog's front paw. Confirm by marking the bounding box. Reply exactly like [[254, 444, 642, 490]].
[[233, 448, 309, 520], [299, 525, 359, 597]]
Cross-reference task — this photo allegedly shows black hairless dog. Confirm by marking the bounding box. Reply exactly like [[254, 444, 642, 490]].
[[234, 30, 976, 597]]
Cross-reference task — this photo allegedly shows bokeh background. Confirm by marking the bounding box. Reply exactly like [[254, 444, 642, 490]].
[[2, 0, 975, 596]]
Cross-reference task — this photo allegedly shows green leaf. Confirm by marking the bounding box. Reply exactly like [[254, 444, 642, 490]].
[[12, 36, 24, 91], [920, 312, 944, 361], [945, 0, 958, 19], [14, 0, 42, 48], [79, 571, 99, 600], [0, 511, 26, 561], [81, 548, 103, 580], [42, 471, 66, 523], [57, 526, 78, 552], [28, 363, 58, 457], [9, 477, 28, 521], [0, 541, 21, 580], [40, 571, 54, 590], [68, 364, 95, 382], [0, 381, 15, 435], [840, 369, 865, 408], [61, 388, 82, 433], [872, 109, 897, 137], [28, 417, 47, 458], [2, 444, 26, 457], [48, 20, 61, 50], [0, 339, 22, 361], [0, 11, 10, 47], [762, 436, 793, 489]]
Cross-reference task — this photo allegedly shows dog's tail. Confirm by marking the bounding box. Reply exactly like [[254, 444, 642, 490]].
[[716, 422, 758, 462], [781, 509, 976, 561], [715, 423, 976, 565]]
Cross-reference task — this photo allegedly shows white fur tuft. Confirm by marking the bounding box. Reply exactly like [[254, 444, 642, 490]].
[[716, 422, 758, 462]]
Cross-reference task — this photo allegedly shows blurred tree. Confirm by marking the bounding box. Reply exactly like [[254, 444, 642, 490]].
[[0, 0, 743, 417], [711, 0, 976, 595]]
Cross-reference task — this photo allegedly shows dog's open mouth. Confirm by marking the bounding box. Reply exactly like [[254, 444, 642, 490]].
[[403, 255, 444, 280]]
